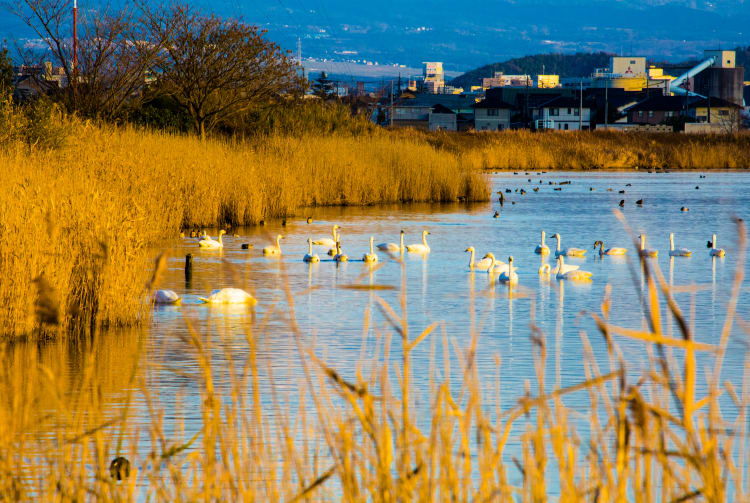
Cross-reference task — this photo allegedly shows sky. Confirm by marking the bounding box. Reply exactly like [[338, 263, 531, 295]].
[[2, 0, 748, 74]]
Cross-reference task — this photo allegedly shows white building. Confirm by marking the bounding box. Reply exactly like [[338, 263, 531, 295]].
[[533, 96, 592, 131]]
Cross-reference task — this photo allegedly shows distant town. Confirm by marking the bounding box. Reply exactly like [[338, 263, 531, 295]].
[[306, 50, 749, 133]]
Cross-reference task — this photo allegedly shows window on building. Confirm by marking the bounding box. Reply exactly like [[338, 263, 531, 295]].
[[550, 108, 559, 116], [719, 109, 729, 116], [564, 123, 569, 130], [630, 60, 636, 64], [487, 109, 498, 116], [648, 110, 654, 118], [567, 108, 572, 114], [665, 111, 673, 118], [573, 108, 580, 116]]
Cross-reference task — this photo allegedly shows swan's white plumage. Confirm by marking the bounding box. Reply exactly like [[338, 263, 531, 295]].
[[639, 234, 658, 257], [303, 238, 320, 263], [199, 230, 225, 249], [709, 233, 726, 257], [199, 288, 257, 305], [668, 233, 692, 257], [498, 256, 519, 285], [552, 233, 586, 257], [333, 241, 348, 262], [406, 230, 431, 254], [535, 231, 550, 255], [154, 289, 180, 304], [555, 256, 592, 281], [465, 246, 493, 270], [594, 240, 627, 256], [363, 236, 378, 263], [377, 230, 404, 252], [263, 234, 283, 256], [312, 225, 340, 248]]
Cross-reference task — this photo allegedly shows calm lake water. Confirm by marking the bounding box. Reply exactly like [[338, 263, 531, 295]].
[[20, 171, 750, 495]]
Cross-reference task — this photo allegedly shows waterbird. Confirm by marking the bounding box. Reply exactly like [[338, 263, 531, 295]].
[[505, 189, 511, 193], [668, 233, 692, 257], [626, 183, 632, 186], [110, 457, 130, 481], [465, 246, 494, 270], [406, 230, 431, 254], [377, 230, 405, 252], [534, 230, 550, 255], [554, 187, 562, 191], [619, 190, 625, 194], [533, 187, 539, 192], [619, 200, 625, 207], [263, 234, 283, 256], [199, 229, 225, 249], [363, 236, 378, 263], [481, 252, 516, 276], [199, 288, 257, 305], [593, 240, 627, 256], [681, 206, 689, 212], [551, 233, 587, 257], [636, 199, 643, 206], [333, 241, 348, 262], [312, 224, 340, 248], [695, 186, 700, 190], [708, 234, 726, 257], [498, 256, 519, 285], [493, 210, 500, 218], [306, 216, 313, 224], [555, 256, 592, 281], [639, 234, 658, 257], [241, 243, 252, 250], [303, 238, 320, 263], [282, 219, 287, 226], [154, 289, 180, 304]]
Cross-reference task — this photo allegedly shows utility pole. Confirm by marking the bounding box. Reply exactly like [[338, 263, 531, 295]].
[[579, 79, 583, 130], [389, 80, 394, 127], [72, 0, 78, 87], [604, 76, 609, 129]]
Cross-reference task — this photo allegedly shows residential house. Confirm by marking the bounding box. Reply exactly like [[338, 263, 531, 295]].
[[690, 97, 742, 130], [472, 96, 513, 131], [389, 93, 477, 130], [429, 104, 456, 131], [533, 96, 592, 130], [627, 96, 686, 125]]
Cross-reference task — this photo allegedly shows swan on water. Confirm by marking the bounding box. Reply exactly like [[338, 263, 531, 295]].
[[312, 225, 340, 248], [363, 236, 378, 263], [498, 256, 519, 285], [333, 241, 348, 262], [263, 234, 284, 256], [199, 230, 225, 249], [481, 253, 516, 275], [551, 233, 586, 257], [709, 233, 726, 257], [199, 288, 257, 305], [593, 240, 627, 256], [639, 234, 658, 257], [154, 289, 181, 304], [668, 233, 692, 257], [303, 238, 320, 263], [406, 230, 431, 253], [465, 246, 493, 270], [535, 230, 550, 255], [555, 256, 592, 281], [377, 230, 405, 252]]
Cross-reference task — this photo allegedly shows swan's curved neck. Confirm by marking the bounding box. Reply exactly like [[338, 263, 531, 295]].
[[218, 233, 223, 245], [488, 255, 495, 273], [541, 231, 546, 246], [468, 249, 475, 268], [308, 240, 313, 254], [712, 234, 717, 248], [555, 234, 561, 251], [400, 233, 404, 249], [669, 234, 674, 250], [276, 235, 282, 249], [369, 236, 374, 254], [640, 235, 645, 250], [332, 226, 338, 240], [422, 232, 428, 246]]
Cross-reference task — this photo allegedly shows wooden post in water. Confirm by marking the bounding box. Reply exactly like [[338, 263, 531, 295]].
[[185, 253, 193, 287]]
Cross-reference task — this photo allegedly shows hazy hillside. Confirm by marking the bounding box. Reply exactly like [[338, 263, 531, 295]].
[[450, 52, 613, 88]]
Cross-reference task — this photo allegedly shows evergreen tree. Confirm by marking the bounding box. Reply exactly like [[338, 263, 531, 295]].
[[0, 46, 14, 94]]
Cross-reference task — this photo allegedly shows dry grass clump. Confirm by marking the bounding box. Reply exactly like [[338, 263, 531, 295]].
[[0, 113, 488, 339], [0, 220, 747, 501], [407, 129, 750, 170]]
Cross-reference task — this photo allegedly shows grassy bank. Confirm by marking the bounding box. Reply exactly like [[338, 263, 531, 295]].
[[0, 237, 747, 500], [406, 129, 750, 170], [0, 116, 488, 340]]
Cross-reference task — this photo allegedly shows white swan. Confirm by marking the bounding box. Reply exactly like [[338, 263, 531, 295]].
[[465, 246, 493, 270], [593, 240, 627, 256], [639, 234, 658, 258], [552, 233, 586, 257], [555, 256, 592, 281], [481, 252, 516, 275], [199, 229, 225, 249], [377, 230, 405, 252], [312, 225, 340, 248], [303, 238, 320, 263], [263, 234, 283, 256], [538, 263, 551, 275], [199, 288, 257, 305], [709, 233, 726, 257], [333, 241, 348, 262], [535, 230, 550, 255], [498, 256, 519, 285], [154, 289, 181, 304], [363, 236, 378, 263], [668, 233, 692, 257], [406, 230, 431, 254]]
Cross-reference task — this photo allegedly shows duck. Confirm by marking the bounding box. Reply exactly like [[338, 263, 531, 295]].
[[551, 233, 586, 257], [668, 233, 692, 257], [377, 230, 405, 252], [593, 240, 627, 256], [534, 230, 550, 255], [333, 241, 348, 262], [153, 289, 181, 304], [199, 288, 257, 305], [493, 211, 500, 218], [263, 234, 283, 256], [406, 230, 431, 254], [481, 253, 516, 275], [680, 206, 689, 212], [636, 199, 643, 206], [363, 236, 378, 263], [555, 256, 592, 281], [312, 224, 340, 249], [639, 234, 658, 257], [708, 234, 726, 257], [498, 256, 519, 285], [199, 229, 226, 249], [619, 199, 625, 207], [306, 216, 313, 224], [465, 246, 493, 270], [303, 238, 320, 263]]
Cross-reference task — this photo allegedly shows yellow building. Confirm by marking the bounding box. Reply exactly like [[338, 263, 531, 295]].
[[536, 74, 560, 88]]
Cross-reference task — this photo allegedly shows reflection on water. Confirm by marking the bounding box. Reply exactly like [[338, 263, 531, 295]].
[[5, 171, 750, 496]]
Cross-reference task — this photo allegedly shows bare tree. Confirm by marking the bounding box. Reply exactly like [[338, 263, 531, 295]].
[[8, 0, 170, 118], [145, 3, 301, 140]]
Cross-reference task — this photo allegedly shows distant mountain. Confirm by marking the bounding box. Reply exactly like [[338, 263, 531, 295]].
[[450, 52, 613, 88]]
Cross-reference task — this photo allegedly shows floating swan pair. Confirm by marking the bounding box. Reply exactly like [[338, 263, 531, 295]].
[[377, 230, 430, 254], [199, 230, 226, 249], [482, 253, 518, 284], [263, 234, 284, 256], [539, 256, 592, 281], [153, 287, 256, 305], [465, 247, 514, 274], [312, 225, 340, 249]]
